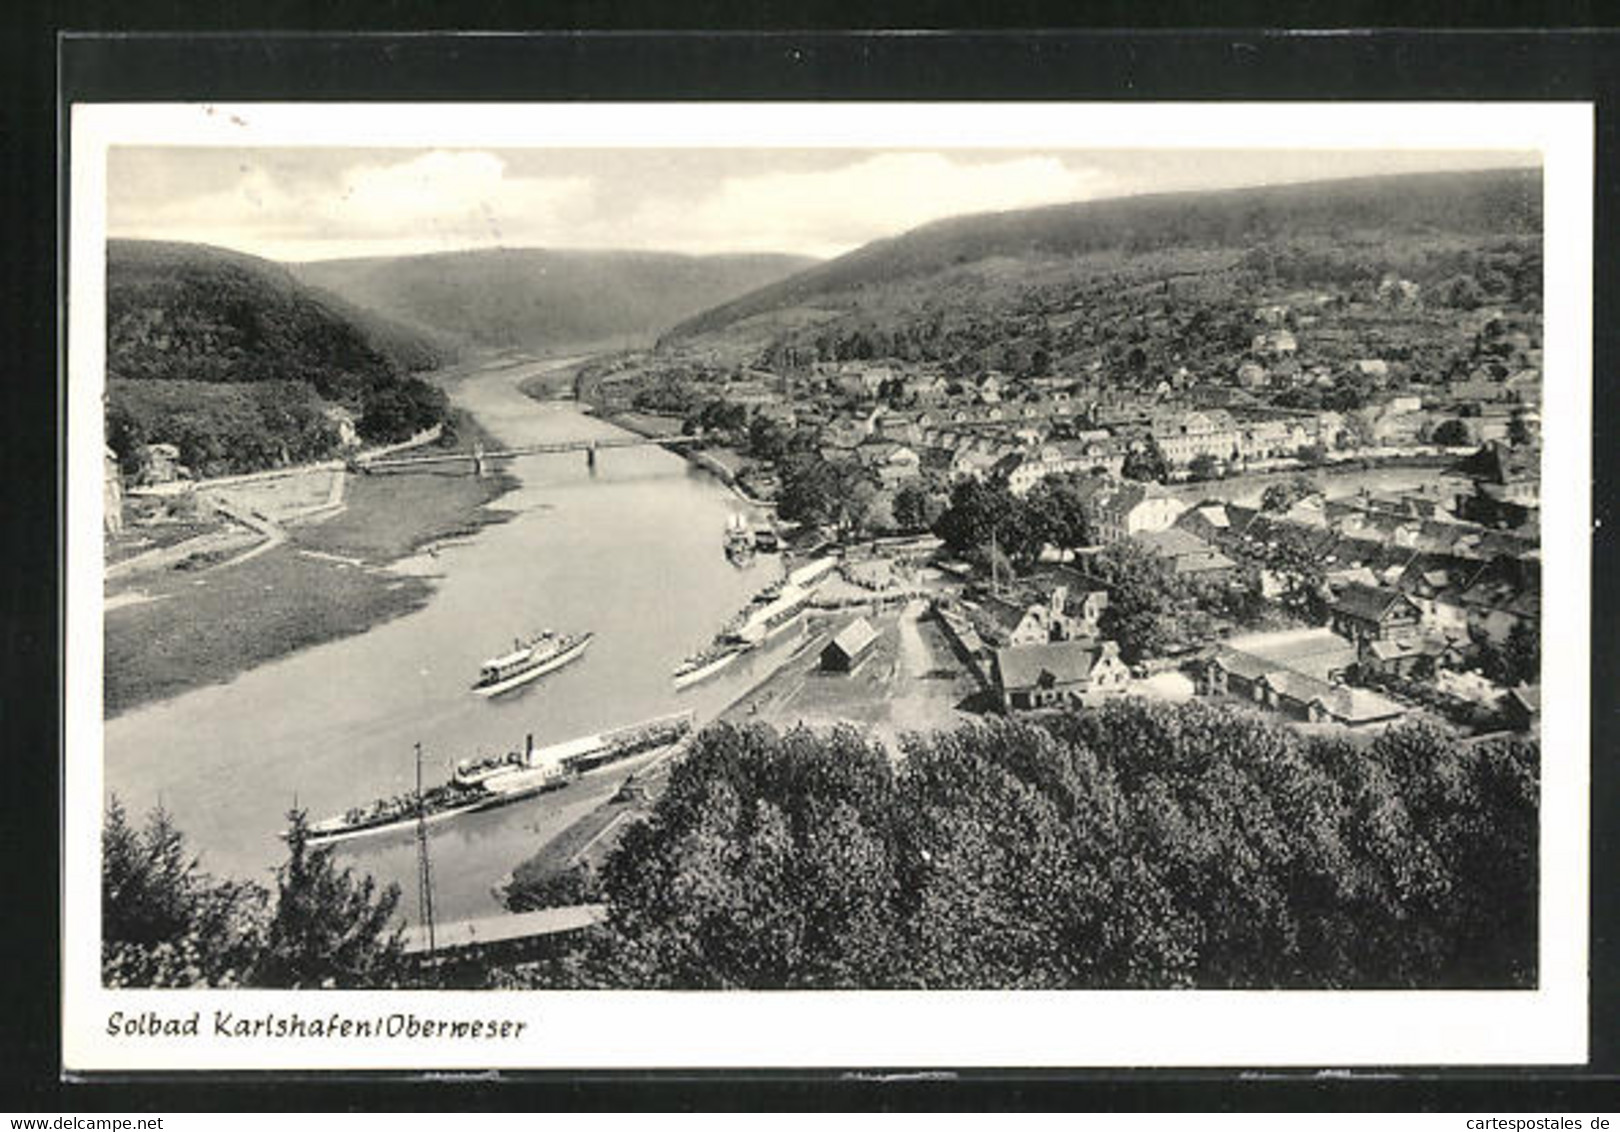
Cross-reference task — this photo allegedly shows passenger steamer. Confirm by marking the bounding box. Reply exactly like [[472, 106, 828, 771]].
[[471, 630, 592, 696], [670, 556, 836, 690], [293, 711, 695, 847], [724, 514, 755, 564]]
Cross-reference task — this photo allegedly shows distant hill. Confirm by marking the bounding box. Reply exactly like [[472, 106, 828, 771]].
[[105, 240, 457, 476], [292, 248, 818, 352], [664, 168, 1541, 345]]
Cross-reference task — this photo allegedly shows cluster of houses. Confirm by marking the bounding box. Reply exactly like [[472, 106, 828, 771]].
[[1200, 626, 1410, 730], [922, 436, 1541, 732], [931, 578, 1134, 713], [1176, 482, 1540, 651], [809, 396, 1345, 495]]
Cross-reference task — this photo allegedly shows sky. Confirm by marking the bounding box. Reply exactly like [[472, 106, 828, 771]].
[[107, 147, 1542, 264]]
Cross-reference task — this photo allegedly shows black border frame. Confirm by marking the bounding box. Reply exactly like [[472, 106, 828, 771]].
[[6, 26, 1615, 1111]]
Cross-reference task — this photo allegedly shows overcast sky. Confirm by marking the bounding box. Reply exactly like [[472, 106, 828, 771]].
[[107, 147, 1541, 263]]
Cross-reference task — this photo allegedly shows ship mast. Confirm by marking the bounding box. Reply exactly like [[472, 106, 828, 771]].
[[414, 742, 436, 960]]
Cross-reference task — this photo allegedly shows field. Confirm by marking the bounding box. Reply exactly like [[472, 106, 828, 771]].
[[103, 544, 433, 716], [104, 415, 518, 717], [294, 465, 515, 564]]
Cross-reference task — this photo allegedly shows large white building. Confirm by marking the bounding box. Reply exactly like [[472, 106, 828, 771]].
[[1091, 480, 1187, 544], [1148, 409, 1242, 469]]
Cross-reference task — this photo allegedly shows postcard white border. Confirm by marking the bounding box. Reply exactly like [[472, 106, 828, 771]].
[[65, 101, 1592, 1070]]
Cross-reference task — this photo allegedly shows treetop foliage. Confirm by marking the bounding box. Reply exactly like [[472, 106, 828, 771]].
[[513, 700, 1537, 991], [102, 801, 405, 990]]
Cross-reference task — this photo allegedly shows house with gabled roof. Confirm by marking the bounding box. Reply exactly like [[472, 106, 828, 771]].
[[1456, 556, 1540, 643], [820, 617, 880, 673], [1091, 480, 1188, 545], [1502, 684, 1540, 732], [1357, 634, 1462, 680], [1328, 582, 1423, 645], [993, 638, 1130, 712], [949, 445, 1002, 483], [1449, 442, 1540, 529], [1130, 527, 1237, 581], [1200, 627, 1406, 730], [1395, 554, 1487, 639]]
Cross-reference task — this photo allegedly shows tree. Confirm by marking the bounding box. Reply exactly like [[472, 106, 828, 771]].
[[102, 798, 267, 988], [1091, 541, 1183, 663], [1295, 442, 1327, 467], [839, 476, 881, 538], [1023, 474, 1095, 553], [102, 803, 415, 989], [1187, 452, 1222, 482], [507, 702, 1538, 991], [1121, 440, 1169, 483], [892, 480, 948, 534], [1473, 619, 1540, 688], [933, 477, 1016, 561], [1260, 474, 1318, 513], [357, 376, 447, 444], [1431, 418, 1472, 447], [1437, 274, 1487, 310], [776, 454, 846, 529], [745, 414, 791, 462], [1335, 411, 1375, 452], [253, 811, 406, 989], [1250, 536, 1331, 623], [550, 724, 905, 989]]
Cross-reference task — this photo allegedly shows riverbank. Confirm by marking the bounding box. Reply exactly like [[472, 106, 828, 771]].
[[104, 410, 520, 718], [500, 600, 982, 911]]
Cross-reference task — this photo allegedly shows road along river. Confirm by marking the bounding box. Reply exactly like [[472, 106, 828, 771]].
[[103, 355, 788, 923]]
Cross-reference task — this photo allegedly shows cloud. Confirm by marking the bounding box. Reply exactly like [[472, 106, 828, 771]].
[[110, 149, 1117, 260], [112, 149, 594, 260], [109, 146, 1540, 263], [622, 152, 1117, 257]]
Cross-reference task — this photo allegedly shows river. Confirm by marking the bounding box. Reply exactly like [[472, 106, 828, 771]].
[[103, 355, 788, 923]]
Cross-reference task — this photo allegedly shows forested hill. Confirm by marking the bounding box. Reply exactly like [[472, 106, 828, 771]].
[[107, 239, 453, 391], [292, 248, 818, 352], [106, 240, 457, 477], [663, 167, 1542, 344]]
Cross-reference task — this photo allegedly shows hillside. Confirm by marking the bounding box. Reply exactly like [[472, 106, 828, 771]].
[[662, 168, 1541, 356], [106, 240, 457, 477], [107, 240, 454, 390], [292, 248, 818, 352]]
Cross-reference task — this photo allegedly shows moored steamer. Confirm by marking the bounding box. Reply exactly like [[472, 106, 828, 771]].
[[672, 642, 748, 689], [293, 711, 696, 847]]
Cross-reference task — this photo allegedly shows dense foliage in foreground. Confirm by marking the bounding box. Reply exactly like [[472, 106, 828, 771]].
[[509, 700, 1537, 990], [102, 801, 405, 989]]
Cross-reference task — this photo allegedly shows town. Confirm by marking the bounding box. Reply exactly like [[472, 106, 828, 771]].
[[574, 278, 1541, 745], [96, 158, 1546, 996]]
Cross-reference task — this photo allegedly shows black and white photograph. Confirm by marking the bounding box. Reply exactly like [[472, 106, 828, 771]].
[[62, 101, 1592, 1071]]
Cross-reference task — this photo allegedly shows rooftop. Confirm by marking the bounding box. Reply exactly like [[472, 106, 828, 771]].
[[827, 616, 880, 659], [1219, 627, 1359, 682], [1313, 685, 1408, 724], [402, 903, 608, 955], [994, 639, 1117, 690], [1329, 582, 1413, 623]]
